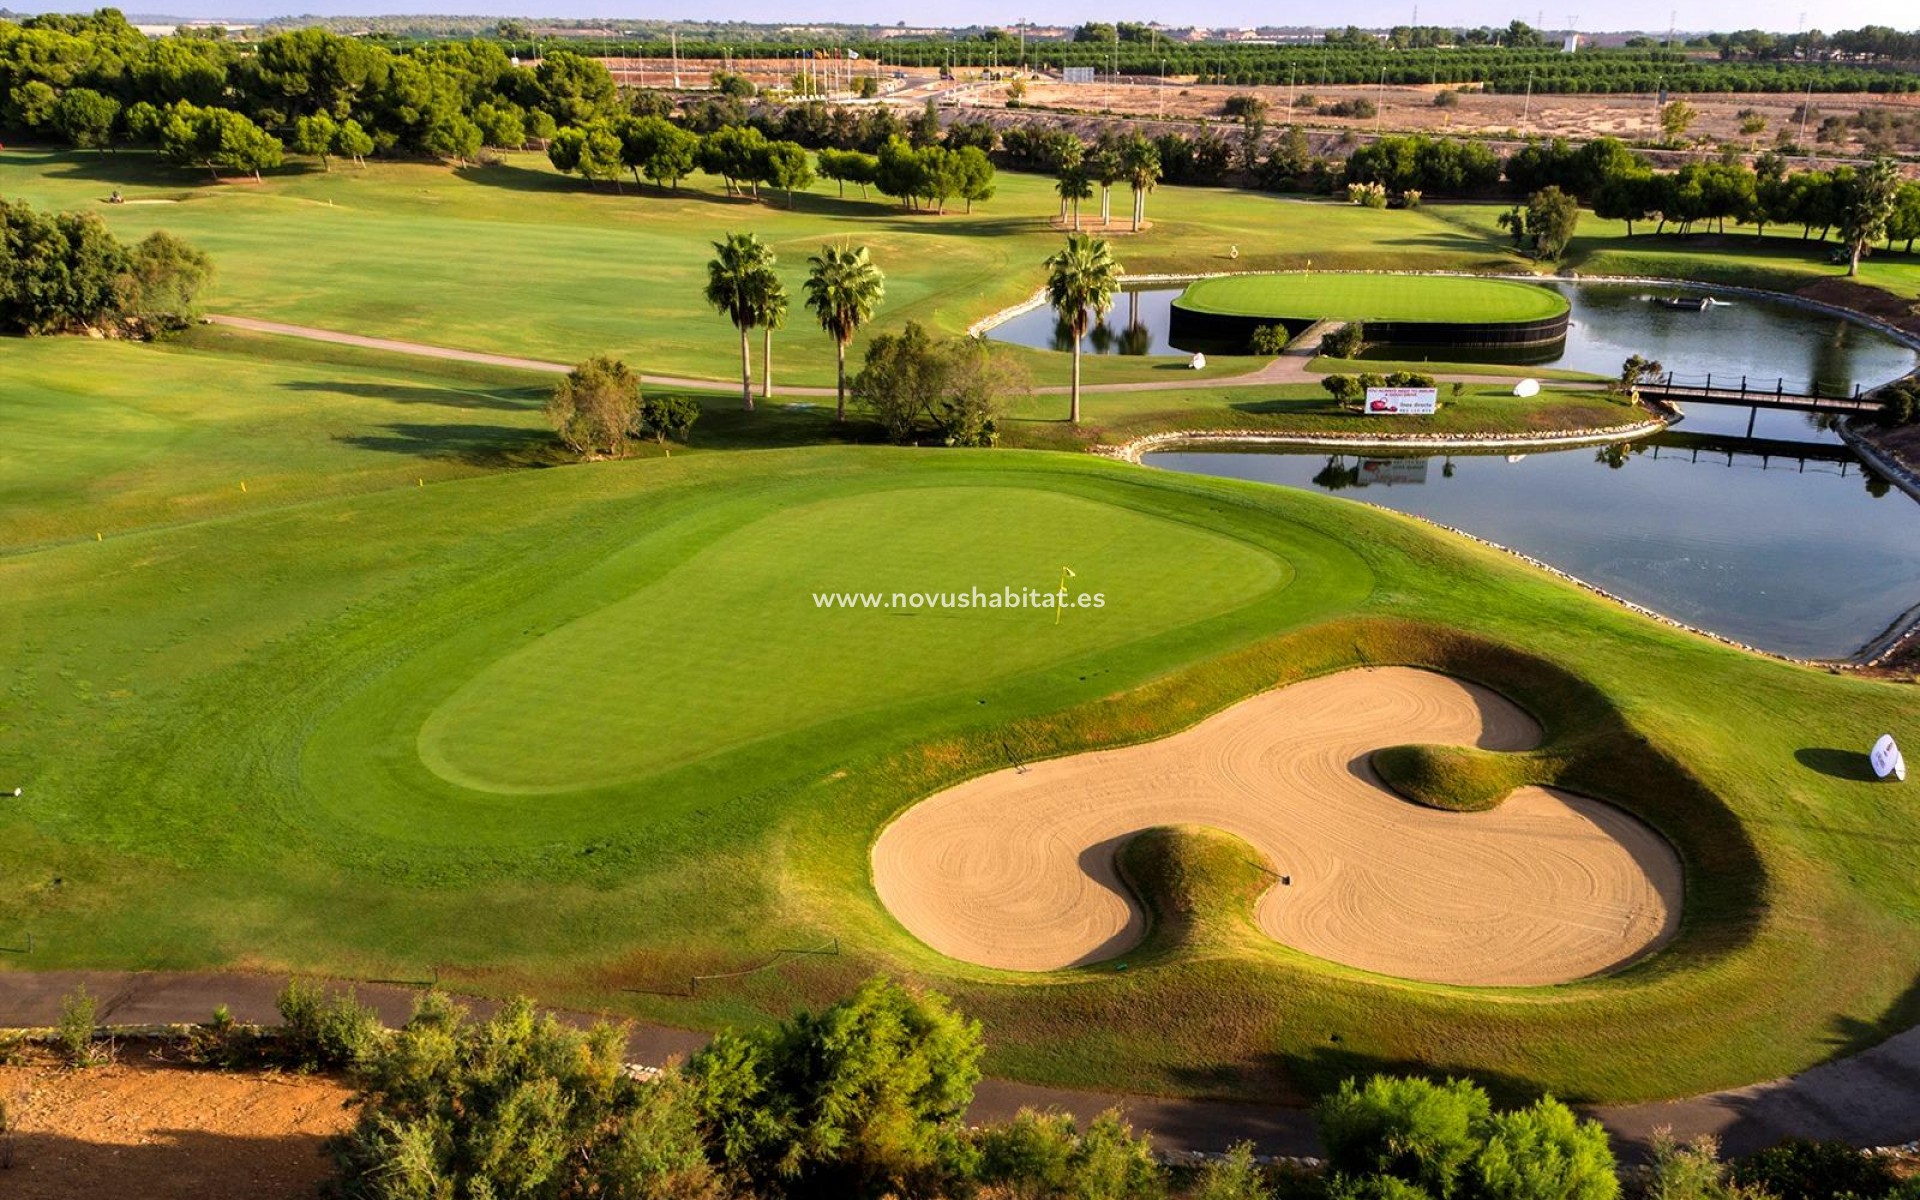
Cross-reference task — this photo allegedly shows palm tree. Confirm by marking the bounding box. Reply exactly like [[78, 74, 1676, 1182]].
[[803, 243, 886, 422], [705, 232, 775, 411], [760, 272, 788, 402], [1123, 135, 1161, 232], [1044, 233, 1122, 425], [1055, 165, 1093, 231], [1090, 143, 1123, 226]]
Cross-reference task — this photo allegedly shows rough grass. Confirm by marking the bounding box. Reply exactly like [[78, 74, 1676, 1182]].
[[1371, 743, 1556, 812], [1116, 827, 1280, 960], [1174, 272, 1571, 323]]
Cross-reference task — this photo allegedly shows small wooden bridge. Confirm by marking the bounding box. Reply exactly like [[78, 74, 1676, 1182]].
[[1639, 372, 1880, 415]]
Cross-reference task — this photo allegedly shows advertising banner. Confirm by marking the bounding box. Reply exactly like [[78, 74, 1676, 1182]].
[[1365, 387, 1439, 415]]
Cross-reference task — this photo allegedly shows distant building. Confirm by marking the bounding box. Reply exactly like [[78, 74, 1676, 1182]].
[[1562, 33, 1582, 52]]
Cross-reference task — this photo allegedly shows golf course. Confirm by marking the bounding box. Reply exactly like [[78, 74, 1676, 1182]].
[[5, 142, 1920, 1111]]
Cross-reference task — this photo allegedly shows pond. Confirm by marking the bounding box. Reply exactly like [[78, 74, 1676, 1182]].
[[1145, 403, 1920, 660], [987, 280, 1920, 394]]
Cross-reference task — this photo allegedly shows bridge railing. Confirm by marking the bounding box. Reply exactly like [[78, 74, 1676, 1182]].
[[1651, 371, 1870, 405]]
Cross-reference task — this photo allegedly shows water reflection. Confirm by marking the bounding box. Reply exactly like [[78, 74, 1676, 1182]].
[[1147, 408, 1920, 660], [989, 281, 1920, 392]]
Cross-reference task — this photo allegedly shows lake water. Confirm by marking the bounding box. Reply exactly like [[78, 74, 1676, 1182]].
[[988, 280, 1920, 394], [1146, 403, 1920, 659]]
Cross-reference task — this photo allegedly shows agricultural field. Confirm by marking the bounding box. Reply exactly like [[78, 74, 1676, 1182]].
[[4, 138, 1920, 1112]]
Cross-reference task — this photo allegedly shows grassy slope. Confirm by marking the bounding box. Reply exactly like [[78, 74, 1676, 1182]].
[[1175, 272, 1570, 322], [0, 148, 1512, 389], [2, 341, 1918, 1107], [1435, 203, 1920, 300]]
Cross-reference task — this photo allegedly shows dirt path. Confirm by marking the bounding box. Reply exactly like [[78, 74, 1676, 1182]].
[[873, 667, 1680, 983], [205, 314, 1570, 397]]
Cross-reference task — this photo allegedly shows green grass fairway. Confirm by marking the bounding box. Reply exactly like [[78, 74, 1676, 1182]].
[[0, 148, 1517, 388], [6, 336, 1920, 1109], [1174, 272, 1572, 324], [8, 142, 1920, 1111]]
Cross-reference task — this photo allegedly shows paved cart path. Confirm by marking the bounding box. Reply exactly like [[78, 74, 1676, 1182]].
[[207, 315, 1578, 397], [4, 968, 1918, 1160]]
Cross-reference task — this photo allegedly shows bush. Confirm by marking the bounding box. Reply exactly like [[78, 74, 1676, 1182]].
[[335, 992, 717, 1200], [276, 980, 385, 1071], [1193, 1142, 1272, 1200], [56, 985, 105, 1068], [1348, 181, 1389, 208], [1434, 89, 1461, 108], [1250, 324, 1290, 355], [1470, 1097, 1618, 1200], [1321, 322, 1367, 359], [977, 1107, 1164, 1200], [854, 322, 1027, 446], [1731, 1139, 1898, 1200], [639, 392, 701, 444], [1316, 1075, 1491, 1199], [691, 976, 984, 1199], [547, 356, 645, 459], [1876, 379, 1920, 427]]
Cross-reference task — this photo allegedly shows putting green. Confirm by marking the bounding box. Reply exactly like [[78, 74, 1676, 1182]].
[[413, 485, 1287, 793], [1174, 272, 1571, 324]]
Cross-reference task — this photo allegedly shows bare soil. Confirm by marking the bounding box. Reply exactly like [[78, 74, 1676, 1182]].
[[0, 1045, 354, 1200]]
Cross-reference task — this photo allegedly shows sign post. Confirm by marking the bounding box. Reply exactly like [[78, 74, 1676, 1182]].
[[1364, 386, 1439, 415]]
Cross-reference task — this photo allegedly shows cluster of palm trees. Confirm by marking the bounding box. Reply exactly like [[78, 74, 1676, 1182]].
[[707, 228, 1121, 430], [1053, 136, 1161, 233], [704, 232, 885, 420]]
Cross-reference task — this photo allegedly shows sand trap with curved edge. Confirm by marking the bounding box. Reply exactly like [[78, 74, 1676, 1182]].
[[872, 667, 1681, 985]]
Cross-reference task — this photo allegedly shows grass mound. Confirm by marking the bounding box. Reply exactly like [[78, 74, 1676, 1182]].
[[1371, 743, 1556, 812], [1116, 826, 1279, 959], [1174, 272, 1570, 325]]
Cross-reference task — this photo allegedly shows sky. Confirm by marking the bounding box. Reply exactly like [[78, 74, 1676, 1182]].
[[31, 0, 1918, 30]]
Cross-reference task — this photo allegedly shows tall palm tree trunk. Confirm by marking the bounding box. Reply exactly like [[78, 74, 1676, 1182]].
[[1070, 343, 1082, 424], [762, 327, 774, 399], [739, 326, 754, 411], [835, 339, 848, 422]]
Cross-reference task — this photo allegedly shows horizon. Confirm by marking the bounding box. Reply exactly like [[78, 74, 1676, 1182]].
[[4, 2, 1916, 36]]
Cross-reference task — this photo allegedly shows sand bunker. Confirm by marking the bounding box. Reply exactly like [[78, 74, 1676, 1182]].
[[872, 667, 1681, 986]]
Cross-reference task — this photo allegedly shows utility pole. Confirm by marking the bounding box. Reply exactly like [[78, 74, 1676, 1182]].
[[671, 30, 681, 89], [1523, 69, 1534, 126]]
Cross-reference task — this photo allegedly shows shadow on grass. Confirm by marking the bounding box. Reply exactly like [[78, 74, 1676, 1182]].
[[333, 422, 561, 468], [1793, 746, 1879, 782], [279, 379, 542, 412]]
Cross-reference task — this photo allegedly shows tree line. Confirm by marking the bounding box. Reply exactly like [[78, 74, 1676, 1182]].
[[0, 198, 212, 335]]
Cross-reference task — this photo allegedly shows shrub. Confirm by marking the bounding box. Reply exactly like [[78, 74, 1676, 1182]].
[[1401, 189, 1423, 210], [548, 356, 645, 459], [1321, 322, 1367, 359], [979, 1109, 1078, 1199], [1876, 379, 1920, 427], [691, 975, 984, 1199], [334, 992, 717, 1200], [1731, 1138, 1898, 1200], [1470, 1097, 1618, 1200], [0, 200, 212, 338], [1193, 1142, 1273, 1200], [1434, 89, 1461, 108], [854, 321, 1026, 446], [1250, 324, 1290, 355], [1348, 181, 1389, 208], [639, 392, 701, 444], [276, 980, 384, 1071], [56, 985, 104, 1068], [1316, 1075, 1491, 1199]]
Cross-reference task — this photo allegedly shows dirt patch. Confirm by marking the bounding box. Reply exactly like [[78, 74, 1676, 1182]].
[[1795, 277, 1920, 341], [873, 667, 1681, 984], [0, 1045, 354, 1200]]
